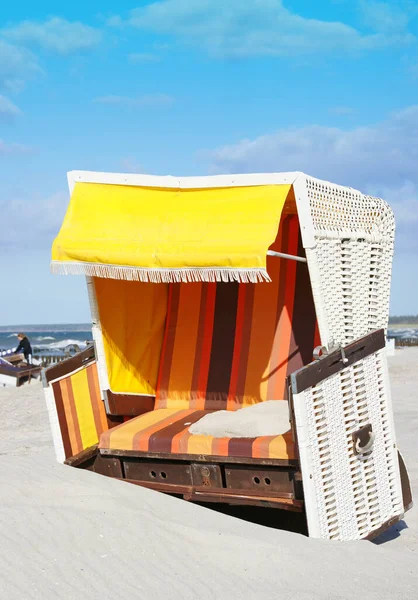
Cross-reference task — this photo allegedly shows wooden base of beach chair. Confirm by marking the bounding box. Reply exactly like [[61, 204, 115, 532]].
[[65, 444, 304, 512], [65, 443, 412, 530]]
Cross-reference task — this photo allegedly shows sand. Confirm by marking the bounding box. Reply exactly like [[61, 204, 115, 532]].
[[0, 349, 417, 599], [189, 400, 291, 437]]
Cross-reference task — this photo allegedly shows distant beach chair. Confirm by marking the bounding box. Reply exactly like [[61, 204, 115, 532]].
[[43, 170, 413, 541], [0, 354, 41, 387]]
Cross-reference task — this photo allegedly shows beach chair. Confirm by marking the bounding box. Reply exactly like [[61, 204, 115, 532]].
[[0, 355, 41, 387], [43, 171, 412, 541]]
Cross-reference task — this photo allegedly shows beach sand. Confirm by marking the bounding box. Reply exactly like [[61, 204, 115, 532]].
[[0, 349, 417, 599]]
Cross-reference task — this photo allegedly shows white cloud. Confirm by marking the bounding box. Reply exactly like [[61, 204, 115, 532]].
[[0, 39, 40, 91], [2, 17, 102, 54], [0, 95, 22, 121], [0, 191, 67, 248], [365, 180, 418, 251], [206, 105, 418, 250], [0, 139, 32, 154], [128, 52, 162, 63], [207, 106, 418, 186], [369, 181, 418, 221], [0, 17, 101, 90], [2, 79, 26, 94], [106, 15, 124, 27], [123, 0, 415, 58], [358, 0, 416, 33], [94, 93, 174, 107]]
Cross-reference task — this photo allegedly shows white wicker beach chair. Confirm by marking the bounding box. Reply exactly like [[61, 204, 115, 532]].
[[43, 171, 412, 541]]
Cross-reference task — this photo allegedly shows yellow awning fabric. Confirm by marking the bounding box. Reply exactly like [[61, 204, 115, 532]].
[[93, 278, 168, 395], [52, 182, 291, 283]]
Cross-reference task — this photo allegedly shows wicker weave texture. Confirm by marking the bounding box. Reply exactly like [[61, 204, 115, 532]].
[[304, 177, 395, 348], [293, 349, 403, 540]]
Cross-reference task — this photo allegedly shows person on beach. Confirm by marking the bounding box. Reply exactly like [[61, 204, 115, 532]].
[[0, 333, 33, 364]]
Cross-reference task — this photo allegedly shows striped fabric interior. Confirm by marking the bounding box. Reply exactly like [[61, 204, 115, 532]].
[[100, 407, 295, 459], [52, 363, 109, 459], [156, 214, 318, 410], [99, 214, 319, 460]]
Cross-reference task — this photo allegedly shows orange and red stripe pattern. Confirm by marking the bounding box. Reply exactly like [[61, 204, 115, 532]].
[[100, 214, 318, 460], [155, 214, 317, 411], [99, 407, 295, 459], [52, 363, 108, 458]]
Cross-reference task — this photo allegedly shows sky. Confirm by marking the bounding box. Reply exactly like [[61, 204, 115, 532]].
[[1, 0, 418, 324]]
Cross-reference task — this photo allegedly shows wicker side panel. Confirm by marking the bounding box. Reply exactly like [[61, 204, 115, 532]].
[[293, 349, 403, 540], [304, 177, 395, 348]]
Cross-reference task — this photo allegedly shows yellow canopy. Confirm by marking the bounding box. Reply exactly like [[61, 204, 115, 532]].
[[52, 182, 291, 283], [93, 277, 168, 395]]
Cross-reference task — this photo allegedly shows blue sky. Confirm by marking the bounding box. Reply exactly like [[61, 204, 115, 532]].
[[1, 0, 418, 324]]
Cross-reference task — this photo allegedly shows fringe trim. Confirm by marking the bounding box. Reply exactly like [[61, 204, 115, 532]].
[[50, 261, 271, 283]]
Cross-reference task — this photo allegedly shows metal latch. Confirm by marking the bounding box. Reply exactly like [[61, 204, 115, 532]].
[[313, 345, 328, 360], [352, 424, 375, 455], [340, 347, 348, 364]]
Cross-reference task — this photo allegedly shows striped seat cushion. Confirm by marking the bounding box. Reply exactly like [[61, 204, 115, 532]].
[[99, 407, 295, 460]]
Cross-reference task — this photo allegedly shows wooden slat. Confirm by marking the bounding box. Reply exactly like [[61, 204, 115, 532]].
[[44, 346, 95, 384], [124, 479, 303, 511], [105, 390, 155, 416], [99, 447, 298, 467], [187, 494, 303, 512], [64, 444, 98, 466], [187, 490, 302, 506], [225, 465, 294, 495], [398, 451, 413, 512], [290, 329, 385, 394], [64, 444, 123, 478]]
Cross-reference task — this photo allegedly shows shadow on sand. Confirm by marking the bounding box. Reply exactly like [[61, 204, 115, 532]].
[[371, 520, 408, 545], [198, 503, 308, 536], [199, 503, 409, 544]]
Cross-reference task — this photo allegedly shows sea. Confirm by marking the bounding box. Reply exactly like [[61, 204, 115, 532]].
[[0, 324, 416, 358], [387, 328, 418, 341], [0, 325, 93, 357]]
